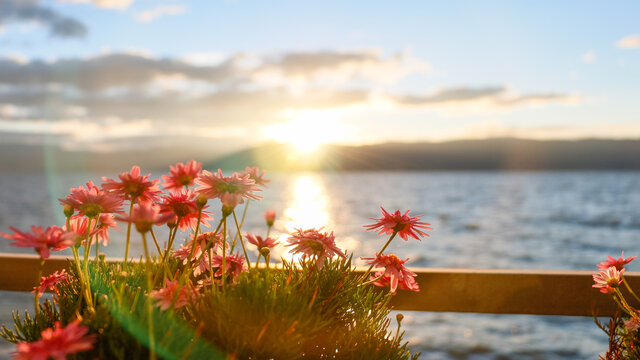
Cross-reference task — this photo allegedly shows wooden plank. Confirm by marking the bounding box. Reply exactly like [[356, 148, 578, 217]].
[[0, 253, 634, 316]]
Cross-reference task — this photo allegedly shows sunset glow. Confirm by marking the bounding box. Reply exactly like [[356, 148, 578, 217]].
[[263, 110, 348, 154]]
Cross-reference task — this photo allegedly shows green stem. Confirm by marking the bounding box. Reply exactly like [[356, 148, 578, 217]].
[[141, 232, 156, 360], [232, 210, 252, 270], [266, 225, 272, 239], [230, 200, 250, 252], [361, 231, 397, 282], [622, 275, 640, 304], [124, 201, 135, 263], [33, 258, 44, 317], [222, 219, 227, 288], [149, 228, 162, 257], [255, 252, 261, 269]]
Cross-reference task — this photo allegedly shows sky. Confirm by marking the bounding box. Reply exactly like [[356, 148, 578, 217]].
[[0, 0, 639, 155]]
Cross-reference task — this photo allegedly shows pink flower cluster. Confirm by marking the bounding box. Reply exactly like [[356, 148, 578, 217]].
[[14, 320, 95, 360]]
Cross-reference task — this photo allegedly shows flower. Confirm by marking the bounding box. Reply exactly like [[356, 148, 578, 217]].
[[370, 271, 419, 294], [1, 225, 73, 259], [34, 270, 69, 295], [173, 232, 225, 276], [195, 169, 262, 208], [246, 233, 279, 251], [160, 189, 212, 231], [63, 216, 98, 246], [361, 253, 419, 293], [241, 166, 270, 188], [264, 210, 276, 227], [150, 278, 199, 311], [593, 266, 625, 294], [597, 251, 636, 271], [102, 166, 162, 203], [94, 213, 117, 246], [59, 181, 123, 218], [211, 253, 246, 281], [364, 207, 432, 241], [14, 320, 95, 360], [162, 160, 202, 192], [115, 202, 174, 233], [624, 317, 640, 331], [286, 228, 346, 268]]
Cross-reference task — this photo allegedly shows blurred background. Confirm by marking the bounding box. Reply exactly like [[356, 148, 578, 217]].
[[1, 1, 640, 358]]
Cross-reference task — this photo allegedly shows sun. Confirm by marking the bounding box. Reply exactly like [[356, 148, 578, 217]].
[[264, 109, 347, 154]]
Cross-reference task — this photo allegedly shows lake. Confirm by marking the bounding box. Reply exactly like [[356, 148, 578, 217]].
[[2, 170, 639, 359]]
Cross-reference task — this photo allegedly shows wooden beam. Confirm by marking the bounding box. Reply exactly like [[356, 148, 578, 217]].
[[0, 253, 633, 317]]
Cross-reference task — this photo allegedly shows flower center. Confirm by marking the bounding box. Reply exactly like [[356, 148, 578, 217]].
[[81, 204, 103, 218]]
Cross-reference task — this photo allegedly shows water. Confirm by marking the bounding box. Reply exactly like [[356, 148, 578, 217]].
[[1, 171, 639, 359]]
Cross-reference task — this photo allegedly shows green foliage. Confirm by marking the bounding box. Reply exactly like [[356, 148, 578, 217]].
[[1, 256, 418, 359]]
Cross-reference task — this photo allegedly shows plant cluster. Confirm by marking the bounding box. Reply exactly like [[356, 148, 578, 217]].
[[0, 161, 432, 359], [593, 252, 640, 359]]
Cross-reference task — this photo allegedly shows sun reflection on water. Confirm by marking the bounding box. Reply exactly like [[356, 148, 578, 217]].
[[283, 174, 330, 232]]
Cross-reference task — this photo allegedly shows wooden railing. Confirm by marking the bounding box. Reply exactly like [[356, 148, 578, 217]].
[[0, 253, 633, 317]]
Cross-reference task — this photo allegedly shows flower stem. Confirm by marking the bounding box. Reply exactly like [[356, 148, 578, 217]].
[[622, 275, 640, 304], [124, 201, 135, 263], [232, 210, 252, 270], [33, 258, 44, 317], [230, 200, 250, 252], [361, 231, 397, 282], [141, 232, 156, 360], [149, 228, 162, 256]]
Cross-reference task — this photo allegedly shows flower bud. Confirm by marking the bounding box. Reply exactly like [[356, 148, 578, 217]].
[[63, 204, 74, 218], [264, 210, 276, 227], [259, 247, 271, 257], [167, 218, 177, 229], [221, 204, 234, 218], [396, 313, 404, 325], [196, 194, 208, 209]]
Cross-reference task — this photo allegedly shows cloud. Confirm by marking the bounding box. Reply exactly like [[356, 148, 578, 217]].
[[616, 34, 640, 49], [0, 0, 87, 38], [388, 86, 575, 109], [582, 50, 596, 64], [135, 5, 187, 23], [0, 50, 577, 150], [59, 0, 135, 10]]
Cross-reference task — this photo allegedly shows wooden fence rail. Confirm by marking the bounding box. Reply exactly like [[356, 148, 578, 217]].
[[0, 253, 633, 317]]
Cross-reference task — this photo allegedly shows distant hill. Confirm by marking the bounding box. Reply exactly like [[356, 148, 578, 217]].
[[208, 138, 640, 171]]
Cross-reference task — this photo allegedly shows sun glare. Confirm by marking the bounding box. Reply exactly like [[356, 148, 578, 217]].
[[264, 109, 347, 154]]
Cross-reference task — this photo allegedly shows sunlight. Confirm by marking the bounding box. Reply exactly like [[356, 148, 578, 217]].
[[263, 109, 347, 155]]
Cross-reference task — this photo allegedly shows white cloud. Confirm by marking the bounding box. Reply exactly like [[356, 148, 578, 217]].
[[616, 34, 640, 49], [136, 5, 187, 23], [582, 50, 596, 64], [59, 0, 135, 10]]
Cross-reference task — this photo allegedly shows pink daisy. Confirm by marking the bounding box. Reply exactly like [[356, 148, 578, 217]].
[[115, 202, 174, 233], [597, 251, 636, 271], [64, 215, 99, 246], [370, 271, 420, 294], [33, 270, 69, 295], [264, 210, 276, 227], [160, 189, 212, 231], [593, 266, 624, 294], [150, 278, 199, 311], [14, 320, 95, 360], [364, 207, 432, 241], [241, 166, 270, 188], [102, 166, 162, 203], [361, 253, 419, 293], [59, 181, 123, 218], [162, 160, 202, 192], [94, 213, 117, 246], [246, 233, 279, 250], [195, 169, 262, 208], [1, 225, 73, 259], [211, 253, 246, 281], [286, 228, 346, 268]]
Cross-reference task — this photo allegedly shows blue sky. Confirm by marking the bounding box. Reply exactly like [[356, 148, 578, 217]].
[[0, 0, 639, 153]]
